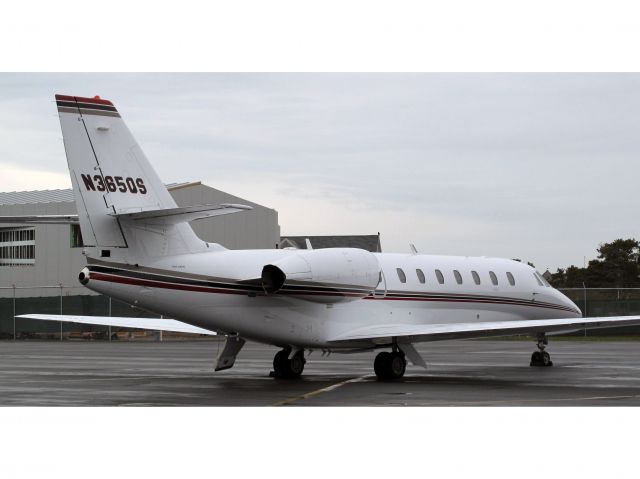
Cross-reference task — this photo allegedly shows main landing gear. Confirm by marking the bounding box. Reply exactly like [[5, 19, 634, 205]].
[[530, 333, 553, 367], [374, 349, 407, 381], [272, 348, 306, 379]]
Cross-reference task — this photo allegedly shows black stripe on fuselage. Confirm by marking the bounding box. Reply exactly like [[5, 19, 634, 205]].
[[87, 265, 370, 296], [86, 264, 578, 313]]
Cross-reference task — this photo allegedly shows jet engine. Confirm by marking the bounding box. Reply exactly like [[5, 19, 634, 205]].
[[261, 248, 381, 303]]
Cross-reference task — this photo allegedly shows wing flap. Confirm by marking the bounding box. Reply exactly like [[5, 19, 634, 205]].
[[329, 315, 640, 344], [18, 314, 216, 335]]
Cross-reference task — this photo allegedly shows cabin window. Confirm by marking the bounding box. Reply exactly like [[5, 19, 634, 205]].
[[453, 270, 463, 284], [435, 269, 445, 284], [489, 271, 498, 286], [506, 272, 515, 286], [471, 270, 481, 285], [533, 273, 544, 286], [396, 268, 407, 283], [416, 268, 425, 284]]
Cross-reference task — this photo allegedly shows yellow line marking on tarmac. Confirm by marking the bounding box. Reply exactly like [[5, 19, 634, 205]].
[[272, 375, 370, 406]]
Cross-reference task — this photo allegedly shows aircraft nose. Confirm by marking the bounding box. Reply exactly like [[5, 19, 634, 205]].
[[556, 289, 582, 317]]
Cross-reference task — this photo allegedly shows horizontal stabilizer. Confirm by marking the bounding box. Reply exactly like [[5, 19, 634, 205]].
[[111, 203, 252, 224], [0, 215, 79, 225], [18, 314, 216, 335], [329, 315, 640, 344]]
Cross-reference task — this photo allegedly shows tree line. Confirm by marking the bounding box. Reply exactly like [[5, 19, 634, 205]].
[[548, 238, 640, 288]]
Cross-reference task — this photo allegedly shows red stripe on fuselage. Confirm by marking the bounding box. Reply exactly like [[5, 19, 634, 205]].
[[55, 94, 114, 106], [90, 271, 576, 313]]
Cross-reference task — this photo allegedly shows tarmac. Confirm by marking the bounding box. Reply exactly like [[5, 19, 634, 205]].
[[0, 339, 639, 406]]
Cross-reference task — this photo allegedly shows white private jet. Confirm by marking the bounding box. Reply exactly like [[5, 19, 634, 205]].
[[3, 94, 640, 380]]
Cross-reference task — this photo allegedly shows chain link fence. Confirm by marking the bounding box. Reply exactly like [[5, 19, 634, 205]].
[[2, 286, 640, 340], [0, 285, 162, 340]]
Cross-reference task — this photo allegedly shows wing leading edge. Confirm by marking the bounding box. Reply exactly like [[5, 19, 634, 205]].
[[18, 314, 216, 335], [329, 315, 640, 344]]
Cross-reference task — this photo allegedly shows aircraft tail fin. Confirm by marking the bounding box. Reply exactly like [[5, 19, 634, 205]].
[[56, 94, 207, 261]]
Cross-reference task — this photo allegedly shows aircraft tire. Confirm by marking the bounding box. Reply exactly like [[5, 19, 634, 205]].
[[389, 352, 407, 379], [374, 352, 391, 380], [288, 351, 305, 378], [530, 351, 542, 366], [374, 351, 406, 380], [273, 349, 305, 379], [273, 350, 290, 377]]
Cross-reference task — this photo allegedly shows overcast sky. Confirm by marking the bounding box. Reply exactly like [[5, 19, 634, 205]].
[[1, 73, 639, 271]]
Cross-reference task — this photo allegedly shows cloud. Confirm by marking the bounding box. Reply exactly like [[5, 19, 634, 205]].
[[1, 73, 639, 270]]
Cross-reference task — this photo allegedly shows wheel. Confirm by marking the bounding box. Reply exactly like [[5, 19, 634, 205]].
[[389, 352, 407, 379], [374, 351, 406, 380], [542, 351, 553, 367], [530, 351, 542, 366], [288, 351, 306, 378], [273, 350, 290, 377], [272, 349, 305, 378], [374, 352, 391, 380]]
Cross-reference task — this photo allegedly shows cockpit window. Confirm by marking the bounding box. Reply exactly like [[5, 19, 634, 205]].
[[533, 273, 544, 287], [536, 271, 551, 287]]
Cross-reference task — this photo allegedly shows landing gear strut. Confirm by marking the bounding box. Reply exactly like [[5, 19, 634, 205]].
[[530, 333, 553, 367], [374, 350, 407, 380], [272, 349, 306, 379]]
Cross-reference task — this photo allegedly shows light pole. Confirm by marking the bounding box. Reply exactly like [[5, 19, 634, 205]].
[[59, 283, 63, 341], [12, 284, 16, 341]]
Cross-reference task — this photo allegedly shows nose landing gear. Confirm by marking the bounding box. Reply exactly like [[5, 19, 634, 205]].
[[530, 333, 553, 367]]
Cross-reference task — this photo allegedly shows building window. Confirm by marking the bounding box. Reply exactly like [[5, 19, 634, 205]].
[[416, 268, 425, 284], [453, 270, 463, 284], [471, 270, 481, 285], [70, 224, 84, 248], [506, 272, 516, 286], [0, 227, 35, 266], [489, 271, 498, 286], [435, 269, 445, 284], [396, 268, 406, 283]]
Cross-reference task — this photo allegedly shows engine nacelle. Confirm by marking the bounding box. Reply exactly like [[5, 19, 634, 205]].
[[261, 248, 381, 303]]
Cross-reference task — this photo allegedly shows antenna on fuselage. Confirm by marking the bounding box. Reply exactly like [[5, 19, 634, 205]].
[[409, 243, 418, 255]]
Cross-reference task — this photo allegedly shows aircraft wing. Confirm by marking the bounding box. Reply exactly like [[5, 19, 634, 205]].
[[0, 215, 79, 224], [328, 315, 640, 344], [18, 314, 216, 335]]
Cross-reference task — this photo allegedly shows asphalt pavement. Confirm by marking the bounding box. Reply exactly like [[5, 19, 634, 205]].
[[1, 339, 639, 406]]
